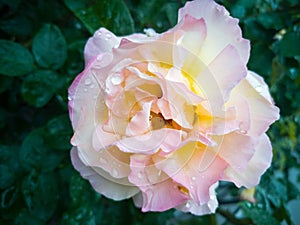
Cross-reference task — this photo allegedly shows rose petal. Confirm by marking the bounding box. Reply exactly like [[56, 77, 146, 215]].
[[176, 182, 218, 215], [154, 142, 228, 205], [128, 155, 189, 211], [116, 128, 183, 155], [178, 0, 250, 65], [71, 147, 139, 200], [84, 28, 120, 65], [229, 71, 280, 136], [223, 133, 273, 187]]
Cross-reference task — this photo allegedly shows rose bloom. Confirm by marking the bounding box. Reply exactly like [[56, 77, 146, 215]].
[[68, 0, 279, 215]]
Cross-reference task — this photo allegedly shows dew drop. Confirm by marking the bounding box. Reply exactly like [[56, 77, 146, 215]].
[[68, 96, 72, 101], [90, 84, 95, 89], [186, 202, 191, 208], [191, 176, 196, 181], [96, 30, 102, 37], [158, 170, 162, 176], [239, 129, 247, 134], [105, 33, 112, 40], [111, 74, 123, 85], [97, 55, 103, 61], [99, 158, 107, 164], [137, 172, 143, 179], [112, 168, 118, 177], [85, 78, 92, 86], [255, 85, 263, 93], [190, 185, 194, 189]]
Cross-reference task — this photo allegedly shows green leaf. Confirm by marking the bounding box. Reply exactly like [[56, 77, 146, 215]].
[[15, 209, 46, 225], [280, 31, 300, 57], [64, 0, 134, 35], [0, 165, 15, 189], [165, 3, 180, 27], [60, 206, 96, 225], [241, 202, 281, 225], [20, 128, 62, 171], [21, 70, 60, 107], [257, 12, 285, 30], [21, 171, 59, 221], [0, 40, 34, 76], [1, 186, 19, 209], [32, 24, 67, 69], [45, 115, 72, 151], [0, 15, 34, 37], [248, 42, 274, 77]]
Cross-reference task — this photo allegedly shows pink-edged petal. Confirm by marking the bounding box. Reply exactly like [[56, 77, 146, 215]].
[[229, 71, 280, 136], [175, 16, 206, 56], [212, 133, 257, 172], [153, 142, 228, 205], [128, 155, 189, 212], [116, 128, 183, 155], [71, 147, 139, 200], [207, 45, 247, 102], [84, 28, 120, 65], [126, 101, 152, 136], [223, 133, 273, 188], [178, 0, 250, 65], [176, 182, 218, 215], [193, 45, 247, 114]]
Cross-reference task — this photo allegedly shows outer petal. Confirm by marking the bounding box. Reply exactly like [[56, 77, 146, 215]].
[[176, 182, 218, 215], [178, 0, 250, 65], [71, 147, 139, 200], [228, 71, 280, 136], [128, 155, 189, 212], [223, 133, 273, 188], [212, 133, 257, 172], [84, 28, 120, 65]]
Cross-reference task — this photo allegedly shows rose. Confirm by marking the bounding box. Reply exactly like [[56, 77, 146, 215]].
[[68, 0, 279, 215]]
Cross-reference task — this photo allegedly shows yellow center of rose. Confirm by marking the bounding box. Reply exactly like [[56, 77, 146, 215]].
[[150, 112, 182, 130]]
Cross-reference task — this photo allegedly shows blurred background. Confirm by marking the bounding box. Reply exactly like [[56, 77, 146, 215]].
[[0, 0, 299, 224]]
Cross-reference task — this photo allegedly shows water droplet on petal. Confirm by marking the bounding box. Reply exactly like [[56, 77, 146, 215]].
[[112, 168, 118, 177], [255, 85, 263, 93], [85, 78, 92, 86], [68, 96, 72, 101], [96, 30, 102, 37], [158, 170, 162, 176], [99, 158, 107, 164], [105, 33, 112, 40], [190, 185, 194, 189], [186, 202, 191, 208], [191, 176, 196, 181], [137, 172, 143, 179], [239, 129, 247, 134], [111, 74, 123, 85], [90, 84, 95, 89], [97, 55, 103, 61]]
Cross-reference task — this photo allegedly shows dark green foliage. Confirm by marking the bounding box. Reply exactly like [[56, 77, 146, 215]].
[[0, 0, 299, 224], [0, 40, 34, 76]]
